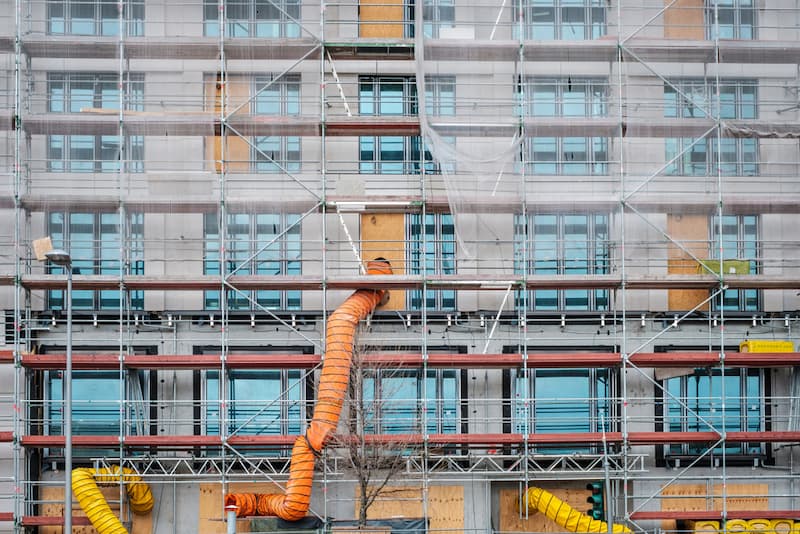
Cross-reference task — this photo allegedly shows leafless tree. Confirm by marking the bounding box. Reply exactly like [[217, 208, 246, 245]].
[[330, 342, 421, 528]]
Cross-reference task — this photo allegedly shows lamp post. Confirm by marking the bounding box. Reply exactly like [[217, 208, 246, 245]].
[[45, 249, 72, 533]]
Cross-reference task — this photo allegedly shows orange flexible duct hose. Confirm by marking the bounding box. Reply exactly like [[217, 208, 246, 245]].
[[72, 466, 154, 534], [523, 486, 631, 534], [225, 259, 392, 521]]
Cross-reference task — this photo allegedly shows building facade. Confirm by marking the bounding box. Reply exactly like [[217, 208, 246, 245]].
[[0, 0, 799, 531]]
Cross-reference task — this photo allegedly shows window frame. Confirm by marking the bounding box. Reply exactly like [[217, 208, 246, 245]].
[[710, 214, 759, 311], [514, 213, 611, 311], [361, 368, 461, 435], [655, 346, 770, 465], [522, 137, 609, 176], [512, 0, 607, 40], [705, 0, 755, 40], [47, 0, 145, 37], [518, 77, 608, 118], [47, 211, 145, 311], [203, 211, 302, 311], [194, 346, 315, 457], [407, 212, 456, 311], [47, 72, 145, 173], [204, 0, 302, 38], [38, 345, 156, 461], [503, 346, 618, 455]]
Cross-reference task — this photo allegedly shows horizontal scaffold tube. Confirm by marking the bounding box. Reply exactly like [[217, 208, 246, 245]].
[[524, 486, 631, 534], [72, 466, 154, 534], [225, 259, 392, 521]]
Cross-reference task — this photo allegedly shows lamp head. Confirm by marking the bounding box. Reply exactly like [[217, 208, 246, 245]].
[[44, 249, 72, 266]]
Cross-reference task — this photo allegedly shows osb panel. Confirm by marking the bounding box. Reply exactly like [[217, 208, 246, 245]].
[[39, 484, 152, 534], [205, 75, 252, 173], [198, 482, 281, 534], [712, 483, 769, 511], [359, 0, 405, 38], [660, 484, 769, 530], [666, 214, 709, 311], [361, 213, 406, 311], [356, 485, 464, 531], [664, 0, 705, 39], [499, 488, 590, 533]]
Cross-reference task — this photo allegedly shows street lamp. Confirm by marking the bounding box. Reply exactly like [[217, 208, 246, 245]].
[[45, 249, 72, 533]]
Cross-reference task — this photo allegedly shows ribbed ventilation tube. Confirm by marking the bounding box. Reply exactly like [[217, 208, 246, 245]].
[[523, 486, 631, 534], [225, 259, 392, 521], [72, 466, 154, 534]]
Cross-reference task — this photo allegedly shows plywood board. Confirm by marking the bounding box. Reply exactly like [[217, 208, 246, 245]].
[[360, 213, 406, 311], [660, 483, 769, 530], [664, 0, 705, 39], [39, 483, 152, 534], [205, 74, 252, 173], [499, 487, 591, 533], [666, 214, 710, 311], [198, 482, 281, 534], [355, 485, 464, 531], [359, 0, 405, 38]]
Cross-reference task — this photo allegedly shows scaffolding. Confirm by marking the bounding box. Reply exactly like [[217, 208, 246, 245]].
[[1, 0, 800, 531]]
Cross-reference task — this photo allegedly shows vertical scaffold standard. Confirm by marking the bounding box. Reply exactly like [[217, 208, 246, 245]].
[[225, 259, 393, 521]]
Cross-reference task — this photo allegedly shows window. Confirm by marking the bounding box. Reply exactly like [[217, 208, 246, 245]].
[[48, 0, 144, 36], [424, 75, 456, 117], [359, 76, 445, 174], [665, 79, 756, 120], [518, 77, 608, 118], [363, 369, 459, 434], [407, 213, 455, 310], [47, 73, 144, 172], [47, 212, 144, 310], [706, 0, 755, 39], [666, 137, 757, 177], [204, 0, 300, 38], [48, 370, 147, 437], [511, 367, 613, 453], [514, 214, 610, 310], [422, 0, 455, 37], [522, 137, 609, 175], [204, 212, 301, 310], [206, 369, 305, 437], [665, 80, 758, 176], [513, 0, 606, 40], [662, 367, 765, 458], [253, 74, 302, 172], [710, 215, 758, 311]]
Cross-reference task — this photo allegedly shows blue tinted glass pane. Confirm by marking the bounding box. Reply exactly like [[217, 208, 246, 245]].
[[383, 373, 418, 433], [563, 83, 587, 116], [379, 81, 405, 115], [532, 84, 557, 116], [562, 137, 588, 175]]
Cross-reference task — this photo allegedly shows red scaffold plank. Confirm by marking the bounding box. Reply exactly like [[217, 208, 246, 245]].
[[0, 512, 12, 522], [21, 515, 92, 526], [19, 431, 800, 449], [16, 351, 800, 370], [0, 431, 13, 442]]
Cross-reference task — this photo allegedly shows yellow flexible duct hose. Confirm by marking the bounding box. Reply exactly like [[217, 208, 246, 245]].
[[523, 486, 631, 534], [72, 466, 154, 534]]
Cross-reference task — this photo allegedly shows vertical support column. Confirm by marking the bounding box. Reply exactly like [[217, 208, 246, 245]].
[[616, 0, 629, 523], [12, 0, 23, 527]]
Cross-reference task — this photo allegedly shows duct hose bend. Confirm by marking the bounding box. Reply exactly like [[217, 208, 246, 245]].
[[523, 487, 631, 534], [225, 259, 393, 521], [72, 466, 154, 534]]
